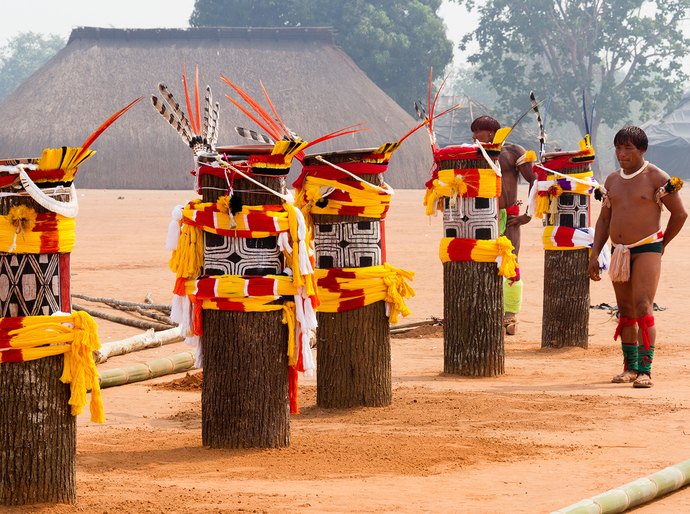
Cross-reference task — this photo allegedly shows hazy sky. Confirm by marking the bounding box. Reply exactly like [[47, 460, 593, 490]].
[[1, 0, 474, 62]]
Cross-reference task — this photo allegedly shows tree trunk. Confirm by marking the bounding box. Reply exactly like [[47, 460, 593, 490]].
[[0, 193, 76, 506], [316, 302, 391, 408], [541, 249, 590, 349], [443, 261, 504, 376], [308, 164, 392, 409], [199, 171, 289, 448], [202, 310, 289, 448]]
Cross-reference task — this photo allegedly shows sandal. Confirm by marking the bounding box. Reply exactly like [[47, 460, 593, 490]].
[[633, 373, 653, 388], [611, 370, 638, 383]]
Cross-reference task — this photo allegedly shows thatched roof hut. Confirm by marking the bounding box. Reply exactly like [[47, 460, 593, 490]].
[[0, 27, 433, 189]]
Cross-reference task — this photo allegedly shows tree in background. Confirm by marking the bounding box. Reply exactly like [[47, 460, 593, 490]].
[[453, 0, 690, 151], [0, 32, 65, 101], [190, 0, 453, 110]]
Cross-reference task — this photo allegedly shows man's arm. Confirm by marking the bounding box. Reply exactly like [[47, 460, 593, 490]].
[[660, 192, 688, 252], [506, 149, 537, 227], [588, 197, 612, 281]]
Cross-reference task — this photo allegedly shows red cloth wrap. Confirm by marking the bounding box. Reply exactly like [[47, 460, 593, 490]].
[[637, 314, 655, 350], [505, 204, 520, 216], [614, 316, 637, 341]]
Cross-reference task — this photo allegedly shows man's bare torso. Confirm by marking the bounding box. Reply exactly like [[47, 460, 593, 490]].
[[605, 163, 668, 244]]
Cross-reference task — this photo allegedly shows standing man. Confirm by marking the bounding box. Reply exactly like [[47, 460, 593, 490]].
[[588, 126, 687, 388], [471, 116, 536, 334]]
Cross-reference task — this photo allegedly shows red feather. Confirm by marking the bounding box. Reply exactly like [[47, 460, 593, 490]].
[[221, 75, 284, 138], [303, 123, 367, 149], [398, 103, 460, 146], [75, 97, 142, 161], [194, 66, 202, 136], [260, 81, 291, 138], [182, 65, 198, 136], [224, 95, 280, 141]]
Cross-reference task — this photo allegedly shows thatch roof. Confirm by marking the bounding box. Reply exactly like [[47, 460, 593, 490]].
[[0, 27, 433, 189]]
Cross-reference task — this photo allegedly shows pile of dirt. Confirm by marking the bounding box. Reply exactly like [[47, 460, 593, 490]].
[[391, 323, 444, 338], [153, 371, 203, 391]]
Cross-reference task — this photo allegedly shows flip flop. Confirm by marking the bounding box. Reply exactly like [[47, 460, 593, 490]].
[[633, 374, 653, 388], [611, 371, 637, 383]]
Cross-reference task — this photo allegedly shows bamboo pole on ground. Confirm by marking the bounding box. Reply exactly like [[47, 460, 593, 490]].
[[98, 351, 196, 388], [551, 458, 690, 514]]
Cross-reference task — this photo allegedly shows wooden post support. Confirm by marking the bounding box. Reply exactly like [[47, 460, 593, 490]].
[[0, 189, 76, 505], [197, 152, 290, 448], [300, 149, 399, 408], [539, 154, 595, 349], [424, 143, 509, 378]]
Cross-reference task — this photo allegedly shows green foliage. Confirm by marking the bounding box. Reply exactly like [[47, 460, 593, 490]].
[[453, 0, 690, 147], [190, 0, 454, 109], [0, 32, 65, 100]]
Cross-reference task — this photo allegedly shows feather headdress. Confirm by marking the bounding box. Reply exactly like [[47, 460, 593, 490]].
[[151, 65, 220, 154], [220, 75, 366, 168]]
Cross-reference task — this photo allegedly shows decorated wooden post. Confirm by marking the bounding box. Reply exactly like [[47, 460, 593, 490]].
[[527, 138, 599, 348], [295, 144, 415, 408], [424, 136, 517, 376], [525, 92, 607, 349], [158, 72, 324, 448], [0, 99, 138, 505]]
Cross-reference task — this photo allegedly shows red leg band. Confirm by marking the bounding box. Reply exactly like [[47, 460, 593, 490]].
[[637, 314, 655, 350], [614, 316, 636, 341]]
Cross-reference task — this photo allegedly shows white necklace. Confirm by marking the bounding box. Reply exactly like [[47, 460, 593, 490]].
[[619, 160, 648, 180]]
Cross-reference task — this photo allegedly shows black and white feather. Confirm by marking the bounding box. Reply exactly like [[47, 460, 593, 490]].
[[235, 126, 275, 145], [529, 90, 546, 158]]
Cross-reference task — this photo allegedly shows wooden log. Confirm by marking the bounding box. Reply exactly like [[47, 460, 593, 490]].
[[71, 293, 171, 314], [443, 261, 504, 376], [93, 326, 183, 364], [306, 161, 393, 409], [72, 303, 174, 331], [0, 191, 76, 505], [541, 249, 590, 348], [199, 170, 290, 448], [316, 302, 391, 408]]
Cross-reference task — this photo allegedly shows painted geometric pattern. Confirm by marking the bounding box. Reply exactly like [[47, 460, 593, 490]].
[[443, 196, 498, 240], [0, 253, 61, 317], [204, 233, 282, 276], [314, 221, 382, 268], [546, 193, 589, 228]]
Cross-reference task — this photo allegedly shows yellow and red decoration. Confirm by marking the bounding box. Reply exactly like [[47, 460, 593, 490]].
[[0, 311, 104, 423], [439, 236, 518, 278], [0, 205, 75, 253]]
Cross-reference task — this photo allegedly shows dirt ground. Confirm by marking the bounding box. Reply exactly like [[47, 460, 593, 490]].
[[7, 186, 690, 513]]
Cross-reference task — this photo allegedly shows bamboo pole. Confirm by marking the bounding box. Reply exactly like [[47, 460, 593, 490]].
[[98, 351, 196, 389], [551, 458, 690, 513], [93, 327, 183, 364]]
